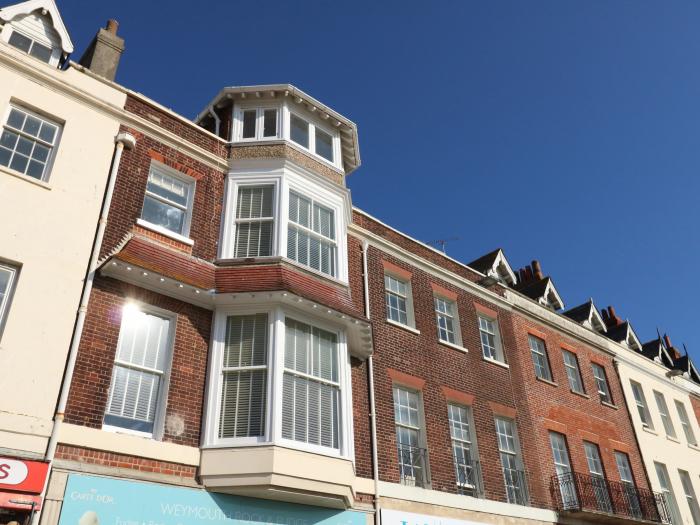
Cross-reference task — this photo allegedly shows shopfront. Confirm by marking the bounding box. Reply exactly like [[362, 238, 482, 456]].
[[57, 475, 368, 525], [0, 457, 49, 525]]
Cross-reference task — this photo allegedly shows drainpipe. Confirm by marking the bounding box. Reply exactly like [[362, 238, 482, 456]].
[[209, 105, 221, 137], [35, 132, 136, 525], [362, 240, 381, 525]]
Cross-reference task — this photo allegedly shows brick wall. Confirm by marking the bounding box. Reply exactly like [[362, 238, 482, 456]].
[[55, 445, 197, 480], [690, 393, 700, 428], [65, 276, 212, 448], [498, 312, 651, 508]]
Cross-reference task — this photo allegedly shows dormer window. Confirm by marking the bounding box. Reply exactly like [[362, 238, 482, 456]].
[[8, 30, 52, 62]]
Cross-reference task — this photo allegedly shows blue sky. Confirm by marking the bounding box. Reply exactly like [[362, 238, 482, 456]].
[[57, 1, 700, 360]]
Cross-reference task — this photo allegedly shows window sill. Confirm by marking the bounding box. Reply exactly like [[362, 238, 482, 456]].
[[601, 401, 618, 410], [482, 356, 509, 369], [438, 340, 468, 354], [102, 424, 155, 440], [665, 435, 680, 444], [0, 164, 51, 190], [571, 390, 590, 399], [386, 318, 420, 335], [535, 376, 558, 388], [136, 219, 195, 246], [641, 425, 657, 436], [688, 443, 700, 451]]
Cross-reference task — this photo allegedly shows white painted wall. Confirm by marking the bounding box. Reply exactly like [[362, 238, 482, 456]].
[[0, 42, 125, 456], [616, 355, 700, 525]]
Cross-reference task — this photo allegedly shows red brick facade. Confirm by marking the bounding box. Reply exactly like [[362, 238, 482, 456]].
[[62, 90, 657, 519]]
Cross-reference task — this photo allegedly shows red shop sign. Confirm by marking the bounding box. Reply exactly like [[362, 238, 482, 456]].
[[0, 492, 42, 511], [0, 457, 49, 494]]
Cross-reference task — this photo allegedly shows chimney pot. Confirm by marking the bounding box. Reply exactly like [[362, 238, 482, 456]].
[[532, 260, 543, 280], [663, 334, 672, 349], [106, 19, 119, 35]]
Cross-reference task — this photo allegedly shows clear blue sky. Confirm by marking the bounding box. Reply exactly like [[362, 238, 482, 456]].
[[57, 1, 699, 360]]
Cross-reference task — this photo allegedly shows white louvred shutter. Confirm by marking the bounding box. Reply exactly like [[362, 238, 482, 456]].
[[218, 314, 268, 438]]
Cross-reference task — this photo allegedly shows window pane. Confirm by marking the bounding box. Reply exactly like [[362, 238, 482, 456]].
[[654, 391, 676, 438], [8, 31, 31, 53], [7, 109, 25, 130], [290, 114, 309, 148], [242, 110, 256, 139], [315, 128, 333, 161], [29, 41, 52, 62], [224, 314, 268, 368], [263, 109, 277, 137], [655, 462, 683, 525], [562, 350, 584, 393], [219, 370, 266, 438], [675, 400, 698, 446], [142, 195, 185, 234], [147, 170, 189, 207], [528, 335, 552, 381]]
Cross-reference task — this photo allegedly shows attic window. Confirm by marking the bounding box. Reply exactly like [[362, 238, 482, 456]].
[[8, 30, 52, 63]]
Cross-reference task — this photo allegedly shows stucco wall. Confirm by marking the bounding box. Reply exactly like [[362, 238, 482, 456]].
[[0, 48, 125, 455], [616, 357, 700, 524]]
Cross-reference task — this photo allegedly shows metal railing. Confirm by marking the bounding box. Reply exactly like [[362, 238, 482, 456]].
[[551, 472, 672, 523], [503, 466, 530, 506], [454, 459, 484, 497], [397, 443, 428, 488]]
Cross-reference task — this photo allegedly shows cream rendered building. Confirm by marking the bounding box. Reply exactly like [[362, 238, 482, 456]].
[[0, 0, 125, 465], [616, 339, 700, 525]]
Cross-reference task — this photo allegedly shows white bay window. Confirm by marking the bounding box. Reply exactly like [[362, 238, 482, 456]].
[[221, 164, 349, 282], [207, 306, 353, 458]]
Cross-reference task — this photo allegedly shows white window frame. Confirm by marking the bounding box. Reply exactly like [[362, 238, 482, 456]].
[[630, 380, 654, 430], [0, 261, 19, 339], [384, 272, 416, 329], [678, 469, 700, 525], [393, 385, 429, 487], [591, 363, 612, 404], [562, 349, 585, 394], [674, 400, 698, 446], [653, 391, 677, 439], [528, 334, 553, 382], [434, 295, 462, 347], [495, 416, 527, 505], [655, 462, 683, 525], [447, 403, 480, 490], [0, 104, 62, 182], [138, 161, 196, 241], [479, 315, 504, 363], [102, 302, 176, 440], [231, 183, 277, 258], [220, 165, 349, 283], [0, 27, 62, 66], [230, 101, 342, 169], [204, 305, 354, 460], [233, 103, 281, 142]]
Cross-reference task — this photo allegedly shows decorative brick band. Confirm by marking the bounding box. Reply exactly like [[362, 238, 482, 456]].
[[474, 302, 498, 319], [441, 386, 475, 406], [560, 342, 578, 353], [543, 418, 567, 434], [381, 260, 412, 280], [488, 401, 517, 419], [527, 327, 547, 340], [55, 445, 197, 478], [588, 353, 609, 367], [609, 439, 632, 454], [431, 283, 458, 301], [579, 430, 600, 444], [387, 368, 425, 390]]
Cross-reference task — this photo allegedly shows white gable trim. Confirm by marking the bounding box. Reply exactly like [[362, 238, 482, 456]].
[[488, 249, 517, 286], [588, 303, 607, 333], [0, 0, 73, 53], [624, 324, 642, 352], [541, 279, 564, 310]]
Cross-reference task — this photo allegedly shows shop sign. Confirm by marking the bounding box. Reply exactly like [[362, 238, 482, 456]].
[[59, 474, 366, 525], [0, 457, 49, 494]]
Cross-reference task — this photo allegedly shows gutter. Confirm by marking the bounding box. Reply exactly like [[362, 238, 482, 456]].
[[362, 240, 381, 525], [35, 131, 136, 524]]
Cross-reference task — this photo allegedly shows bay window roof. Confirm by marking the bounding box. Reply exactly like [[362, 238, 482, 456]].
[[195, 84, 361, 173]]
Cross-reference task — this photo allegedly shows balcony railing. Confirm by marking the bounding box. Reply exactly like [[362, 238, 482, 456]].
[[454, 459, 484, 498], [551, 472, 672, 523], [397, 443, 428, 488], [503, 466, 529, 506]]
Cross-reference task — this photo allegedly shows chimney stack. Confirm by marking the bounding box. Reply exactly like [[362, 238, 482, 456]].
[[79, 19, 125, 82], [532, 260, 543, 280], [603, 306, 623, 328], [663, 334, 682, 360]]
